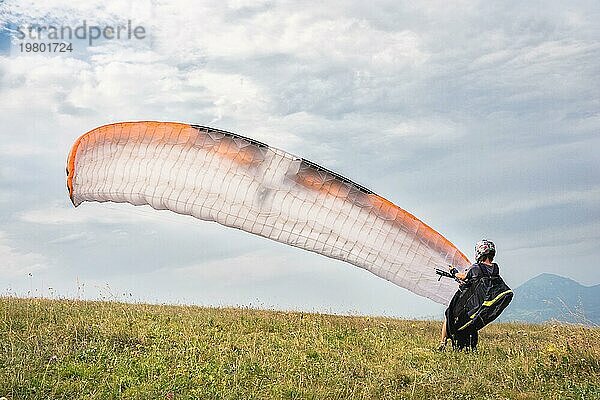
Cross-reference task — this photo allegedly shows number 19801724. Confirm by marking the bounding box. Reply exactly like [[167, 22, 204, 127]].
[[19, 42, 73, 53]]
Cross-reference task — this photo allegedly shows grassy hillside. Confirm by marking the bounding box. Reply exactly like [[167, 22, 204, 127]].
[[1, 297, 598, 399]]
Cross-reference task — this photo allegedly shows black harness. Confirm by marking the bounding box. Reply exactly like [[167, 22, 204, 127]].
[[444, 263, 513, 350]]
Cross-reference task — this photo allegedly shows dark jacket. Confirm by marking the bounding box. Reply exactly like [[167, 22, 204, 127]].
[[462, 262, 499, 286]]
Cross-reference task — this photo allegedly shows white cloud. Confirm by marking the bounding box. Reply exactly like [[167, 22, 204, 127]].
[[487, 188, 600, 216], [501, 221, 600, 257], [186, 70, 271, 123], [432, 187, 600, 221], [0, 0, 154, 26], [0, 231, 49, 277], [48, 231, 95, 244], [0, 188, 18, 204], [156, 250, 323, 284], [0, 143, 51, 156], [19, 203, 158, 225]]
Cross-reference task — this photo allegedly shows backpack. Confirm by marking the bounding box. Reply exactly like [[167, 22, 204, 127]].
[[445, 263, 513, 348]]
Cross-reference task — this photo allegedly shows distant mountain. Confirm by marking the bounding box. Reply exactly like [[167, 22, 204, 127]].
[[500, 273, 600, 325]]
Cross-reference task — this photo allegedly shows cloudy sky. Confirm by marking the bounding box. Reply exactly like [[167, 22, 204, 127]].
[[0, 1, 598, 318]]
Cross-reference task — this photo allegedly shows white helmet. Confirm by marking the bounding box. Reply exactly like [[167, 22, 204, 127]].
[[475, 239, 495, 262]]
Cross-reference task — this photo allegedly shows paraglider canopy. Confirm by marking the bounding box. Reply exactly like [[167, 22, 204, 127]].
[[67, 121, 470, 304]]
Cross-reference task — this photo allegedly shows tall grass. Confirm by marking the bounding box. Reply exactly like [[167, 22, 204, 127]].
[[1, 297, 598, 399]]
